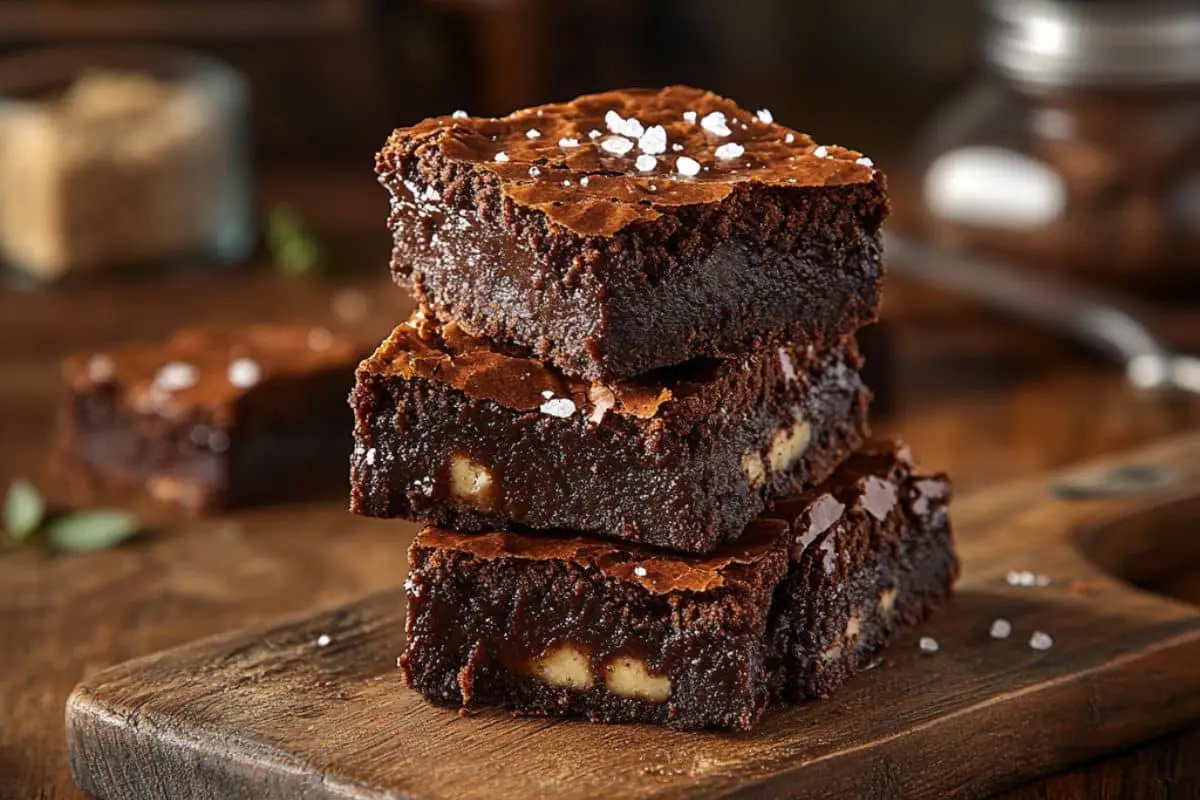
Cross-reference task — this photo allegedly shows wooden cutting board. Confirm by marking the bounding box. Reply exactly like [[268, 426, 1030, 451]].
[[66, 435, 1200, 800]]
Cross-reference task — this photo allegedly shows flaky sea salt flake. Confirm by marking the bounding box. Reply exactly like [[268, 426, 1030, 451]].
[[675, 156, 701, 177], [227, 357, 262, 389], [682, 110, 697, 123], [155, 361, 198, 392], [526, 128, 541, 139], [1007, 570, 1037, 587], [715, 142, 745, 160], [451, 110, 468, 119], [540, 397, 577, 418], [785, 133, 795, 143], [813, 145, 829, 158], [756, 108, 774, 123], [600, 136, 634, 156], [605, 111, 643, 138], [990, 619, 1013, 639], [316, 634, 331, 647], [700, 111, 731, 137], [635, 154, 657, 172], [638, 125, 667, 155], [633, 566, 648, 577], [1030, 631, 1053, 651], [856, 156, 874, 167], [558, 137, 579, 148], [493, 151, 510, 163], [919, 636, 939, 654]]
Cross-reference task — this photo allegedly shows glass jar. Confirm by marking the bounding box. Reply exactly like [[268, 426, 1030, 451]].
[[0, 47, 253, 286], [916, 0, 1200, 298]]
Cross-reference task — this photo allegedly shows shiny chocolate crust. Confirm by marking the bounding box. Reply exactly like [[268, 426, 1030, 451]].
[[401, 440, 958, 730], [376, 85, 888, 380], [416, 519, 787, 596], [349, 314, 870, 553], [59, 325, 359, 512]]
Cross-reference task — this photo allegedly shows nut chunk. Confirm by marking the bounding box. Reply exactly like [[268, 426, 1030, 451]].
[[59, 325, 359, 513], [350, 314, 870, 554], [376, 85, 888, 380], [400, 441, 959, 730]]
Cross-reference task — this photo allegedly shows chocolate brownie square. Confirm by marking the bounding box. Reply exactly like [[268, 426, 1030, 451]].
[[350, 314, 870, 553], [400, 440, 958, 730], [376, 85, 888, 380], [59, 325, 358, 512]]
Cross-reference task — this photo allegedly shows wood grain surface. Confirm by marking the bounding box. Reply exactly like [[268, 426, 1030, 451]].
[[64, 437, 1200, 800], [2, 171, 1200, 799]]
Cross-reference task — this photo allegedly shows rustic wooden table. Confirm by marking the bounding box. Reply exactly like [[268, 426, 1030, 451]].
[[2, 171, 1199, 800]]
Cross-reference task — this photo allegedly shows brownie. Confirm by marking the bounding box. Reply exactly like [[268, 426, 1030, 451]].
[[376, 85, 888, 380], [349, 314, 870, 553], [401, 440, 958, 731], [59, 325, 359, 512]]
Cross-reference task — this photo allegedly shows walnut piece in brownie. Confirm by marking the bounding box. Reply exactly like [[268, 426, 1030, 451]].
[[350, 313, 870, 554], [59, 325, 358, 512], [400, 440, 958, 731], [376, 85, 888, 381]]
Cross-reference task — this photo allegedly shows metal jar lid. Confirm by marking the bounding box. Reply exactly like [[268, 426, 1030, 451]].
[[985, 0, 1200, 86]]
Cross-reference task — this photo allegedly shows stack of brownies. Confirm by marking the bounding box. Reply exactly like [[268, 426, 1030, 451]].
[[351, 86, 959, 731]]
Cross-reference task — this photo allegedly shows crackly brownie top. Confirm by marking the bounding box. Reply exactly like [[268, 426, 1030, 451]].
[[417, 519, 789, 595], [358, 312, 857, 428], [417, 440, 947, 595], [773, 439, 951, 566], [63, 325, 358, 422], [377, 85, 880, 237]]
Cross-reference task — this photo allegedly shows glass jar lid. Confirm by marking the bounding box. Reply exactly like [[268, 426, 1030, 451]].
[[985, 0, 1200, 86]]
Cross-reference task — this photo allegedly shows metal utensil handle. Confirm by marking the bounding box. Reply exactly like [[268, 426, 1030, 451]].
[[881, 231, 1172, 366]]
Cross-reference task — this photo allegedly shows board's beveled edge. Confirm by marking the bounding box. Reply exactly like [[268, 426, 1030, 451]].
[[67, 673, 417, 800], [64, 591, 410, 800]]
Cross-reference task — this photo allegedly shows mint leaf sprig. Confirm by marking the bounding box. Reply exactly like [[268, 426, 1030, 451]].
[[4, 478, 43, 541], [3, 480, 139, 554]]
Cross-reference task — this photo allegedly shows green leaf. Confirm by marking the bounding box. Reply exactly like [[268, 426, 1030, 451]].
[[267, 204, 324, 276], [45, 510, 139, 553], [266, 204, 301, 244], [4, 479, 44, 540], [277, 236, 322, 276]]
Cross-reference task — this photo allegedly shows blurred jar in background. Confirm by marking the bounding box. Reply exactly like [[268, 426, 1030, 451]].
[[916, 0, 1200, 299], [0, 48, 252, 286]]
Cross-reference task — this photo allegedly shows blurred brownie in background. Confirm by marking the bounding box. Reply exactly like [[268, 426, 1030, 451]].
[[58, 324, 359, 513]]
